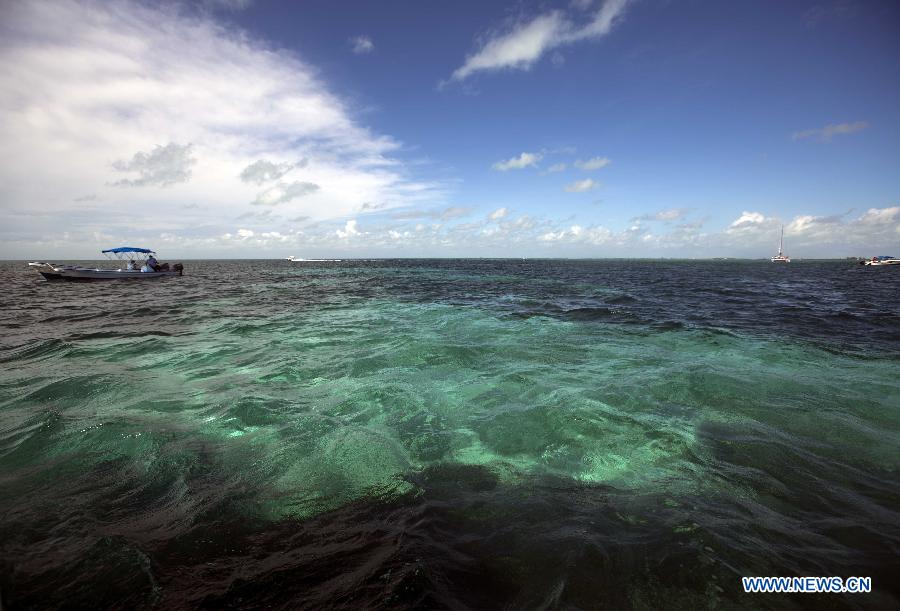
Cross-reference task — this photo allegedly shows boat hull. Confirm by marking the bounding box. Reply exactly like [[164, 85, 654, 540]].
[[38, 268, 182, 281]]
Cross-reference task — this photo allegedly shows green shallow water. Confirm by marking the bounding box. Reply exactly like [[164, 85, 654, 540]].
[[1, 259, 898, 608]]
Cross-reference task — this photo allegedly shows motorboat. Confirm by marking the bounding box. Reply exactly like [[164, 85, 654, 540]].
[[286, 256, 342, 262], [771, 226, 790, 263], [32, 247, 183, 281], [862, 255, 900, 266]]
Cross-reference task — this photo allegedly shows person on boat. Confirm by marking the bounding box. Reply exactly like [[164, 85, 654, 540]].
[[147, 255, 159, 271], [126, 259, 136, 270]]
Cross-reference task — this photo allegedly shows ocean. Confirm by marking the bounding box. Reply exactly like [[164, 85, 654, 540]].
[[1, 259, 898, 609]]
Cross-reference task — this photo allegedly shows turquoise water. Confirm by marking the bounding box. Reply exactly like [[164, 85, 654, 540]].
[[1, 259, 898, 608]]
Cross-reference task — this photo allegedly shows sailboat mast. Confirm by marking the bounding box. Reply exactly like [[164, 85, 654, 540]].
[[779, 225, 784, 255]]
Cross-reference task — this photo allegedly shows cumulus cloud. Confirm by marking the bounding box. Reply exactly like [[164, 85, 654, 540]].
[[449, 0, 629, 81], [786, 213, 844, 235], [240, 159, 302, 185], [46, 200, 899, 258], [338, 205, 893, 256], [0, 0, 443, 257], [690, 207, 900, 257], [539, 224, 613, 244], [493, 152, 542, 171], [857, 206, 899, 225], [574, 156, 611, 170], [776, 208, 898, 254], [111, 143, 196, 187], [350, 35, 374, 54], [726, 210, 771, 233], [792, 121, 868, 142], [564, 178, 598, 192], [336, 219, 360, 238], [489, 207, 508, 220]]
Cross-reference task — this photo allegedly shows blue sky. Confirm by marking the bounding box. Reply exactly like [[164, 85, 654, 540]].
[[0, 0, 898, 258]]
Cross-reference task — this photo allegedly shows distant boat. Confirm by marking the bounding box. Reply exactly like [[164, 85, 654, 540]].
[[862, 255, 899, 266], [771, 226, 790, 263], [32, 247, 183, 281], [286, 256, 342, 262]]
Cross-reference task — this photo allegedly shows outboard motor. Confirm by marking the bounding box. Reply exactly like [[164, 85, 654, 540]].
[[173, 263, 184, 275]]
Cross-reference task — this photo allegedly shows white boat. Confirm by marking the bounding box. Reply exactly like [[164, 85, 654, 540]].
[[33, 247, 183, 281], [771, 226, 790, 263], [286, 256, 342, 262], [863, 255, 900, 266]]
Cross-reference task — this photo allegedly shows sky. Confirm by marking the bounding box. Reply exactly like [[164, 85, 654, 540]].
[[0, 0, 898, 259]]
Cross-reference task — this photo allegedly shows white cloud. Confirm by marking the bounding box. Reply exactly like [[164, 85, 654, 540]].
[[792, 121, 869, 142], [574, 156, 611, 170], [539, 229, 566, 242], [251, 181, 319, 206], [236, 228, 254, 238], [679, 207, 900, 257], [564, 178, 598, 192], [775, 208, 898, 253], [489, 207, 508, 220], [727, 210, 770, 233], [449, 0, 629, 81], [539, 224, 612, 244], [350, 35, 374, 55], [0, 0, 443, 257], [858, 206, 899, 225], [294, 205, 894, 257], [336, 219, 360, 238], [493, 152, 542, 171], [786, 214, 840, 234], [452, 13, 565, 81], [388, 229, 413, 240], [240, 159, 301, 184], [654, 209, 685, 221], [111, 143, 196, 187]]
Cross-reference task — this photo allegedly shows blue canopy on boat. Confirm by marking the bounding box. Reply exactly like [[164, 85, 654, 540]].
[[101, 246, 154, 254]]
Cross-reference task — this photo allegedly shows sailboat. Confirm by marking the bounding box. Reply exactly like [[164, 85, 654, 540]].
[[771, 226, 790, 263]]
